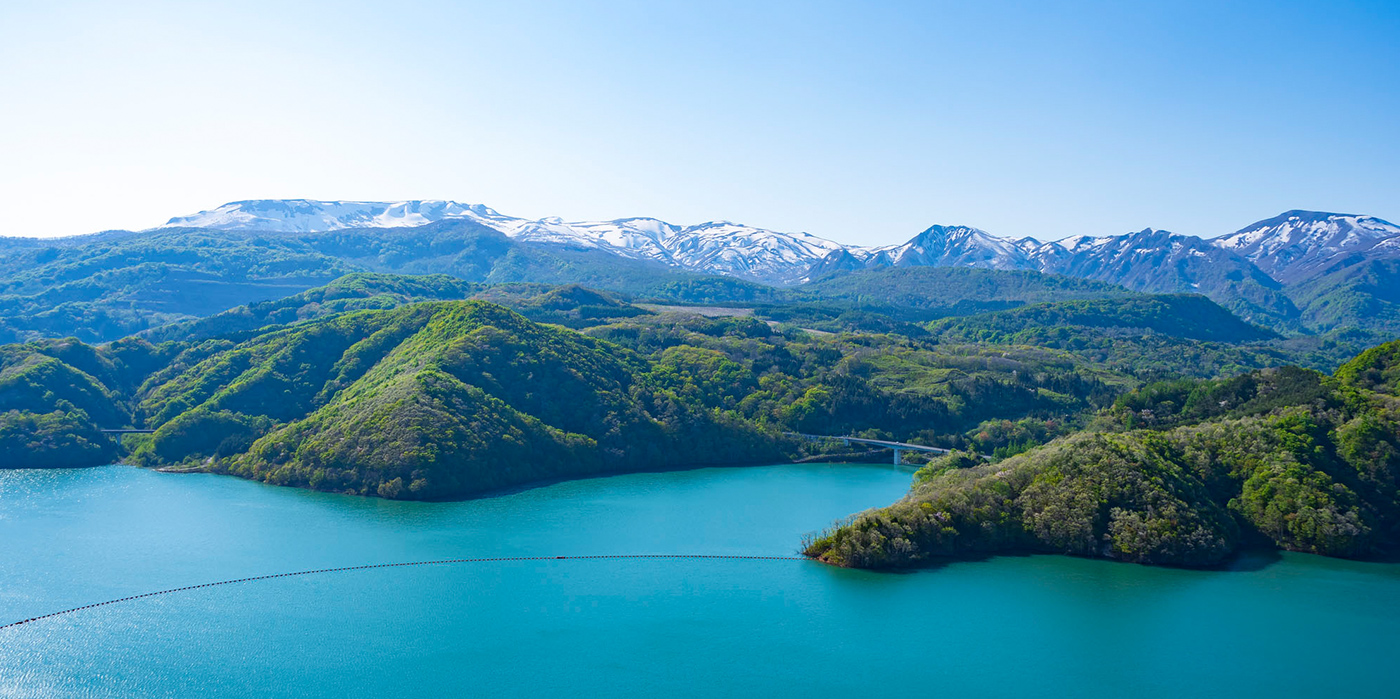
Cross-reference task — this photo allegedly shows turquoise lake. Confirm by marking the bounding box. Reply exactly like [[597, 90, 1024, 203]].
[[2, 463, 1399, 697]]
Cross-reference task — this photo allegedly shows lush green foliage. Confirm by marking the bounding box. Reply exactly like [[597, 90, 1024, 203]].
[[143, 273, 486, 342], [804, 266, 1133, 312], [4, 266, 1396, 572], [1335, 339, 1400, 395], [0, 224, 784, 343], [0, 407, 119, 468], [214, 301, 784, 498], [920, 294, 1370, 380], [807, 339, 1400, 568], [584, 311, 1125, 451], [10, 299, 782, 496], [1286, 257, 1400, 336], [930, 294, 1276, 344], [0, 274, 1145, 491]]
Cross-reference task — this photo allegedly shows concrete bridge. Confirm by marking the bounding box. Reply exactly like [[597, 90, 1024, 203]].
[[788, 433, 984, 465]]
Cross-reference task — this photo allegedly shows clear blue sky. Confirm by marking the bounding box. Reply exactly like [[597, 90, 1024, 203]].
[[1, 0, 1396, 244]]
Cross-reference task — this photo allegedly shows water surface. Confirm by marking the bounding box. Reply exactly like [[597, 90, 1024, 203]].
[[2, 465, 1397, 697]]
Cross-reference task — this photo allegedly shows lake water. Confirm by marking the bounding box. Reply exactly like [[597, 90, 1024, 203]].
[[2, 464, 1398, 698]]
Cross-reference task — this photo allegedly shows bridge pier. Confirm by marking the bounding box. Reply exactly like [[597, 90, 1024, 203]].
[[893, 448, 902, 466]]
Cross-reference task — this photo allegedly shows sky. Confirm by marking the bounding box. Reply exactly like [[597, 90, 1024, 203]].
[[0, 0, 1397, 245]]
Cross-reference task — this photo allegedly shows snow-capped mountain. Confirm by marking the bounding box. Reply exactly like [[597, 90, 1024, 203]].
[[159, 199, 517, 233], [811, 224, 1261, 294], [804, 223, 1297, 324], [885, 225, 1037, 269], [158, 200, 844, 284], [1039, 228, 1305, 324], [1039, 228, 1227, 288], [807, 225, 1039, 279], [504, 217, 846, 282], [158, 201, 1400, 300], [1213, 210, 1400, 283]]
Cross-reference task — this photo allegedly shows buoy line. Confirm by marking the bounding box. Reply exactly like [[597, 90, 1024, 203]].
[[0, 554, 809, 631]]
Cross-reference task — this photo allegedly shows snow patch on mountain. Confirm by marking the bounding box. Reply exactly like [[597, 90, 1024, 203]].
[[159, 199, 513, 233], [158, 201, 1400, 290], [1213, 210, 1400, 282], [158, 200, 846, 284]]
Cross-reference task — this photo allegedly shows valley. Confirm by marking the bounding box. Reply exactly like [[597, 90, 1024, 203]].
[[2, 200, 1399, 572]]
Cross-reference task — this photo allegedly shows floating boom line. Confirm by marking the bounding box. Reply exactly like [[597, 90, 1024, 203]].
[[0, 554, 809, 631]]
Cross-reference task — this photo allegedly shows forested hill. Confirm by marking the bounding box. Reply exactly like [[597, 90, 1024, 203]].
[[4, 213, 1398, 353], [2, 285, 1150, 495], [142, 273, 487, 343], [929, 294, 1278, 344], [800, 267, 1134, 314], [162, 301, 785, 499], [5, 269, 1400, 569], [805, 338, 1400, 569], [0, 223, 782, 344], [0, 226, 1137, 345]]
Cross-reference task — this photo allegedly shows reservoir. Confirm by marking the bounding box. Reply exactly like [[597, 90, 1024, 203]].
[[2, 464, 1398, 698]]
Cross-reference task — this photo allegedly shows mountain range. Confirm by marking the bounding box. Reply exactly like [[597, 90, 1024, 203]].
[[155, 200, 1400, 333], [7, 202, 1400, 560], [157, 200, 847, 285], [0, 199, 1396, 347]]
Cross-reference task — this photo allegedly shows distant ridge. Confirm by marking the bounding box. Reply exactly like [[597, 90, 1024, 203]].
[[126, 199, 1400, 334], [158, 198, 1400, 289], [1214, 210, 1400, 283], [157, 199, 845, 284]]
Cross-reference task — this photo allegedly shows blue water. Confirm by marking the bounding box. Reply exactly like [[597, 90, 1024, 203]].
[[2, 464, 1399, 698]]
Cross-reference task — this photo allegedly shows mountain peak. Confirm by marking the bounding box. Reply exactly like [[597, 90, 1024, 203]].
[[158, 199, 503, 233], [1213, 210, 1400, 282], [157, 199, 846, 285], [152, 199, 1398, 295], [890, 223, 1034, 270], [913, 223, 986, 237], [1237, 209, 1359, 230]]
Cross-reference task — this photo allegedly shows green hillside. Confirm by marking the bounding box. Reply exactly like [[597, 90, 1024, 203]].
[[1287, 257, 1400, 337], [929, 294, 1277, 344], [142, 273, 486, 342], [199, 302, 778, 498], [3, 222, 1396, 354], [915, 294, 1326, 380], [753, 267, 1138, 334], [803, 266, 1134, 312], [2, 268, 1390, 551], [805, 339, 1400, 568], [0, 223, 785, 343], [2, 283, 1161, 491]]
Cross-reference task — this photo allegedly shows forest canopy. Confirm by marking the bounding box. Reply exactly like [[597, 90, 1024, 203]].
[[4, 270, 1398, 569], [804, 341, 1400, 568]]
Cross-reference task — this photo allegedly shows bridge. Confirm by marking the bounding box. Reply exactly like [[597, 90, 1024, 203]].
[[788, 433, 983, 465], [99, 429, 155, 434]]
